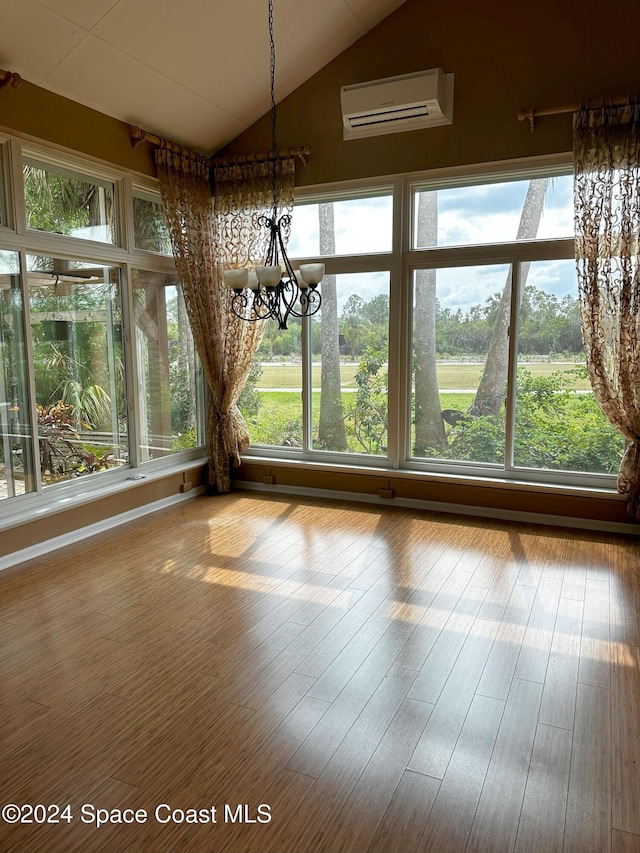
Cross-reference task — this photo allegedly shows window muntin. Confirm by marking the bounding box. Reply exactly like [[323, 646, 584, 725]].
[[23, 159, 117, 245], [413, 175, 574, 249], [133, 191, 172, 254], [0, 250, 36, 499], [27, 255, 127, 486], [132, 269, 201, 460], [288, 192, 393, 258]]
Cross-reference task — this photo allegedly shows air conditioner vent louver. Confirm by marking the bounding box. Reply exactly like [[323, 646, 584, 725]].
[[347, 104, 431, 127], [341, 68, 453, 140]]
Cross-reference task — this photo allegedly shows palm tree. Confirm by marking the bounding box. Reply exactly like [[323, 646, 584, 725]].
[[318, 202, 348, 451], [413, 190, 446, 453], [470, 179, 550, 416]]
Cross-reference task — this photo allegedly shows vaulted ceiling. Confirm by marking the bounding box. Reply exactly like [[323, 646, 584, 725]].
[[1, 0, 406, 155]]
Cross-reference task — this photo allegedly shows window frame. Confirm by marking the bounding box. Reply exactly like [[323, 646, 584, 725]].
[[244, 179, 399, 465], [241, 157, 619, 493], [0, 136, 205, 524]]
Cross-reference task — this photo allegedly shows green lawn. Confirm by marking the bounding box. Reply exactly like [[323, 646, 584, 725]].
[[256, 360, 591, 390]]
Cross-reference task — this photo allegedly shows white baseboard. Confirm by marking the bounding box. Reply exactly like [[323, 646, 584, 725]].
[[0, 486, 206, 574], [234, 480, 640, 536]]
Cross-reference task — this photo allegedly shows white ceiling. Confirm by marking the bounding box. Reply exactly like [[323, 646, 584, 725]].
[[1, 0, 406, 155]]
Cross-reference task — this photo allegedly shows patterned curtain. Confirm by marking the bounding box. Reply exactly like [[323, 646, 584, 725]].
[[574, 104, 640, 517], [155, 149, 295, 492]]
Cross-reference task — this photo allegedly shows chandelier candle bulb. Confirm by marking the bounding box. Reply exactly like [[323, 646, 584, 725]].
[[295, 271, 309, 289], [299, 263, 325, 286], [256, 265, 282, 288], [223, 269, 249, 289]]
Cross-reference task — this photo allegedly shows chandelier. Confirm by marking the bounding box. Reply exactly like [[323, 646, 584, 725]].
[[223, 0, 324, 330]]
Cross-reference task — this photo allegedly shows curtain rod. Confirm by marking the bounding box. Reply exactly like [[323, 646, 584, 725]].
[[518, 94, 636, 131], [211, 146, 311, 167], [130, 126, 208, 163], [0, 68, 22, 91], [130, 125, 310, 166]]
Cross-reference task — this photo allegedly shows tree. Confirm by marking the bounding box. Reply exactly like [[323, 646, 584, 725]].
[[413, 190, 446, 452], [317, 203, 348, 450], [470, 179, 550, 416], [340, 294, 365, 358]]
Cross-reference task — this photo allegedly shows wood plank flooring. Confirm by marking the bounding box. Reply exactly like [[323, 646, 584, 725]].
[[0, 492, 639, 853]]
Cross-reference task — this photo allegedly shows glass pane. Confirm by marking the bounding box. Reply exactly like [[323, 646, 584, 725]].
[[239, 317, 303, 449], [132, 269, 200, 460], [513, 259, 624, 474], [23, 160, 117, 244], [313, 271, 390, 455], [287, 194, 393, 258], [0, 251, 36, 499], [411, 264, 510, 465], [413, 175, 573, 248], [28, 256, 127, 485], [133, 192, 172, 254]]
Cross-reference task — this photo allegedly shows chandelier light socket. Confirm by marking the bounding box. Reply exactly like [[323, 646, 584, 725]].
[[299, 263, 325, 286], [256, 265, 282, 288], [223, 269, 249, 290]]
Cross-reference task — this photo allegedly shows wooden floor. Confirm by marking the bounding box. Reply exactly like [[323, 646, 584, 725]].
[[1, 493, 639, 853]]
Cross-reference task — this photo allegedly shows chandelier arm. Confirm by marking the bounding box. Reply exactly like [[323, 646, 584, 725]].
[[287, 287, 322, 319]]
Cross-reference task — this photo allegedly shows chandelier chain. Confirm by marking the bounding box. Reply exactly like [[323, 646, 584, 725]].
[[268, 0, 277, 213], [224, 0, 324, 329]]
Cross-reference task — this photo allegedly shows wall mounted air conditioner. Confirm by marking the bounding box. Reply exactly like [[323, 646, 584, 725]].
[[341, 68, 454, 140]]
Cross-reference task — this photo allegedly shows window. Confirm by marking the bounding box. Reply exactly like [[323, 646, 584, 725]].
[[133, 190, 171, 254], [132, 269, 200, 460], [241, 167, 622, 491], [0, 139, 204, 511], [413, 175, 574, 248], [0, 250, 36, 500], [287, 192, 393, 257], [313, 272, 389, 455], [512, 260, 622, 475], [239, 190, 392, 458], [27, 256, 127, 485], [411, 263, 511, 464], [23, 158, 117, 244], [408, 173, 623, 483]]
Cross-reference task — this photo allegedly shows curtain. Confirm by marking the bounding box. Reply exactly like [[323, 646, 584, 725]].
[[156, 149, 295, 492], [574, 104, 640, 517]]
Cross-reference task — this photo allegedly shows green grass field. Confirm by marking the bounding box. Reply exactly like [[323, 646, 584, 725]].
[[256, 360, 591, 390], [244, 359, 593, 450]]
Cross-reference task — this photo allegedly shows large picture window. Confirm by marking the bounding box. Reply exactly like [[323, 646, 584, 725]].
[[0, 139, 204, 511], [241, 167, 622, 490]]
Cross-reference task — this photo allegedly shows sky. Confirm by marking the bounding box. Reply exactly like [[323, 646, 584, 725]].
[[287, 175, 577, 315]]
